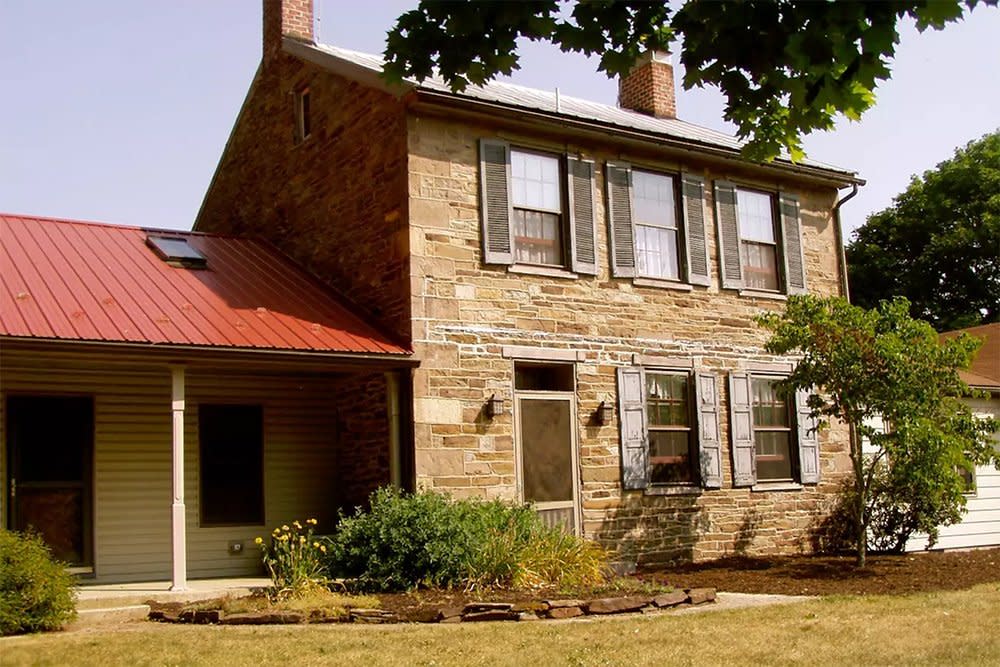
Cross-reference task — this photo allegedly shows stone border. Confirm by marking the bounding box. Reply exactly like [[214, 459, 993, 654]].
[[148, 588, 716, 626]]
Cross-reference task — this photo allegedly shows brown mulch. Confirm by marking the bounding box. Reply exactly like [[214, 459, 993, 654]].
[[639, 547, 1000, 597]]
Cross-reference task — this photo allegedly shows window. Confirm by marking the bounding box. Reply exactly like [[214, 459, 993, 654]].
[[479, 139, 597, 275], [294, 87, 311, 144], [714, 182, 806, 295], [146, 235, 207, 269], [750, 378, 795, 482], [736, 189, 780, 291], [728, 372, 820, 488], [199, 404, 264, 526], [617, 367, 722, 490], [511, 149, 564, 266], [646, 372, 696, 484], [632, 170, 681, 280], [606, 165, 711, 286]]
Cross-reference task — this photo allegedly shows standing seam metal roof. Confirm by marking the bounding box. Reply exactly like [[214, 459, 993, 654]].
[[0, 213, 410, 356], [300, 42, 857, 178]]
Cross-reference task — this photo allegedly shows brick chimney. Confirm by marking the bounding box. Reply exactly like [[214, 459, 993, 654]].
[[263, 0, 314, 62], [617, 50, 676, 119]]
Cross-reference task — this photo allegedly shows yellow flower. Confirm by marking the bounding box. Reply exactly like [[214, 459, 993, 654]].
[[319, 545, 327, 553], [272, 528, 280, 536], [254, 537, 263, 545], [281, 524, 290, 532], [306, 518, 318, 525], [299, 536, 307, 544], [293, 521, 302, 530], [312, 541, 320, 548], [278, 534, 288, 542]]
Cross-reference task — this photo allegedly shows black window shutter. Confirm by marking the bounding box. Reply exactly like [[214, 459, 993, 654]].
[[681, 172, 711, 286], [779, 191, 807, 294], [606, 163, 637, 277], [714, 181, 743, 290], [478, 139, 514, 265], [567, 156, 598, 275]]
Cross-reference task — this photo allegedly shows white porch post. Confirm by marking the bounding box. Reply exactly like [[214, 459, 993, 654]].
[[170, 366, 188, 591]]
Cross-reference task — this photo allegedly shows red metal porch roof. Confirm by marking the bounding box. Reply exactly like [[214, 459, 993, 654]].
[[0, 213, 409, 357]]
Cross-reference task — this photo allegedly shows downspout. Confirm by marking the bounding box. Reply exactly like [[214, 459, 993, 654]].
[[833, 183, 859, 302]]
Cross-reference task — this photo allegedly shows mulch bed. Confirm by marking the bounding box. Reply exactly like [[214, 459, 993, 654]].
[[639, 547, 1000, 597]]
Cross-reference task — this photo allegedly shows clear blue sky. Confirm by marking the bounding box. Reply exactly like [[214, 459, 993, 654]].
[[1, 1, 997, 241]]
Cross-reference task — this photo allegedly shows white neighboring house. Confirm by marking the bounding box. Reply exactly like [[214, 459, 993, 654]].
[[908, 323, 1000, 550]]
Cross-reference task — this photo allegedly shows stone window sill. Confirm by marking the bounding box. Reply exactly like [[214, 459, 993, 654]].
[[739, 289, 787, 301], [633, 278, 694, 292], [508, 264, 578, 280], [751, 482, 803, 493], [644, 485, 702, 496]]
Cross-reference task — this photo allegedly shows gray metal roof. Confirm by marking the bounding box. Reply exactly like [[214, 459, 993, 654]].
[[293, 41, 856, 179]]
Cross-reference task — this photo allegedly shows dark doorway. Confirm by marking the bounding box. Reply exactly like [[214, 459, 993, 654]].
[[7, 396, 93, 566]]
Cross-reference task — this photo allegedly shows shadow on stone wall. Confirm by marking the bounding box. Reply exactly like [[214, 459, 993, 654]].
[[588, 492, 706, 570]]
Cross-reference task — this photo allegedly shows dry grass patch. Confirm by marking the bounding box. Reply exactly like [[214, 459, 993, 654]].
[[197, 589, 381, 618], [4, 584, 999, 666]]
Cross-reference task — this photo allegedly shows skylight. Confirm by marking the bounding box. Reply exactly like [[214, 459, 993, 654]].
[[146, 235, 207, 269]]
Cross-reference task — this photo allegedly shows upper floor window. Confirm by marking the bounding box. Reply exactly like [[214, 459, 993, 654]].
[[715, 181, 807, 295], [736, 189, 780, 291], [294, 87, 311, 144], [632, 170, 681, 281], [511, 149, 563, 266], [479, 139, 598, 275], [606, 165, 711, 286]]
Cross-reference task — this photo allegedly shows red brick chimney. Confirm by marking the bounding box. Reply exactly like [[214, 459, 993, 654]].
[[618, 50, 676, 119], [263, 0, 314, 62]]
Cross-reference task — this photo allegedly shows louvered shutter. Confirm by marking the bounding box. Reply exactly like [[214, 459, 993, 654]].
[[714, 181, 743, 289], [681, 173, 711, 287], [795, 388, 821, 484], [695, 372, 722, 488], [617, 367, 649, 490], [478, 139, 513, 265], [606, 163, 636, 277], [567, 157, 598, 275], [779, 192, 807, 294], [728, 372, 756, 487]]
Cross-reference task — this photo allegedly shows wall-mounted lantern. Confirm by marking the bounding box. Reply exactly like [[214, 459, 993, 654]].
[[485, 394, 505, 419], [596, 400, 614, 425]]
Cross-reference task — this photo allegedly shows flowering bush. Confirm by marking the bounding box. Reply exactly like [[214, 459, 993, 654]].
[[255, 519, 329, 599]]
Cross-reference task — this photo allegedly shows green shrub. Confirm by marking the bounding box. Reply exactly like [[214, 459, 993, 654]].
[[255, 519, 329, 599], [0, 530, 77, 636], [327, 487, 608, 592]]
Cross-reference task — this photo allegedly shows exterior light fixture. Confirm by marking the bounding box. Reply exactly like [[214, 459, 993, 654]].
[[596, 400, 614, 425], [485, 394, 505, 418]]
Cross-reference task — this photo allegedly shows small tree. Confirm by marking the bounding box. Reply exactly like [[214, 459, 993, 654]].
[[756, 295, 998, 566]]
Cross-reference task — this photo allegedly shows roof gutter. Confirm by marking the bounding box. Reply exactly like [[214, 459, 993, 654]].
[[833, 183, 860, 301]]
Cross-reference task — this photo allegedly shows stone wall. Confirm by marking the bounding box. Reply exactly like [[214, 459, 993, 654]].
[[405, 113, 853, 564]]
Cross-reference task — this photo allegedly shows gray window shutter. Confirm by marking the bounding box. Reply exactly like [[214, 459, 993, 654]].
[[714, 181, 743, 290], [779, 191, 807, 294], [478, 139, 513, 265], [617, 366, 649, 490], [681, 173, 711, 287], [728, 372, 756, 487], [695, 372, 722, 488], [795, 388, 821, 484], [567, 157, 598, 275], [606, 163, 636, 277]]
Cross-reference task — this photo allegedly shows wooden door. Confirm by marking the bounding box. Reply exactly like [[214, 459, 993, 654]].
[[7, 396, 93, 566]]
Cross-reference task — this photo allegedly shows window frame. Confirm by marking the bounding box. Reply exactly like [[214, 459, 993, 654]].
[[749, 375, 798, 484], [644, 370, 699, 487], [735, 187, 782, 293], [198, 403, 265, 527], [509, 146, 568, 268], [631, 168, 685, 283], [294, 87, 311, 144]]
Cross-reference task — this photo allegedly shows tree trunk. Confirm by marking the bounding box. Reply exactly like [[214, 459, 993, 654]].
[[849, 423, 867, 568]]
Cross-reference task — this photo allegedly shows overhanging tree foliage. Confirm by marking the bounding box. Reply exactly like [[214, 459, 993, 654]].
[[757, 296, 998, 566], [847, 131, 1000, 331], [383, 0, 997, 161]]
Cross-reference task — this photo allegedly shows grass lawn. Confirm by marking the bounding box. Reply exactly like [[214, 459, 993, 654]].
[[4, 584, 999, 666]]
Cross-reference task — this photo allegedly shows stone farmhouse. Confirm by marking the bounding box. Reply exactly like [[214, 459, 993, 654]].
[[194, 0, 866, 570]]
